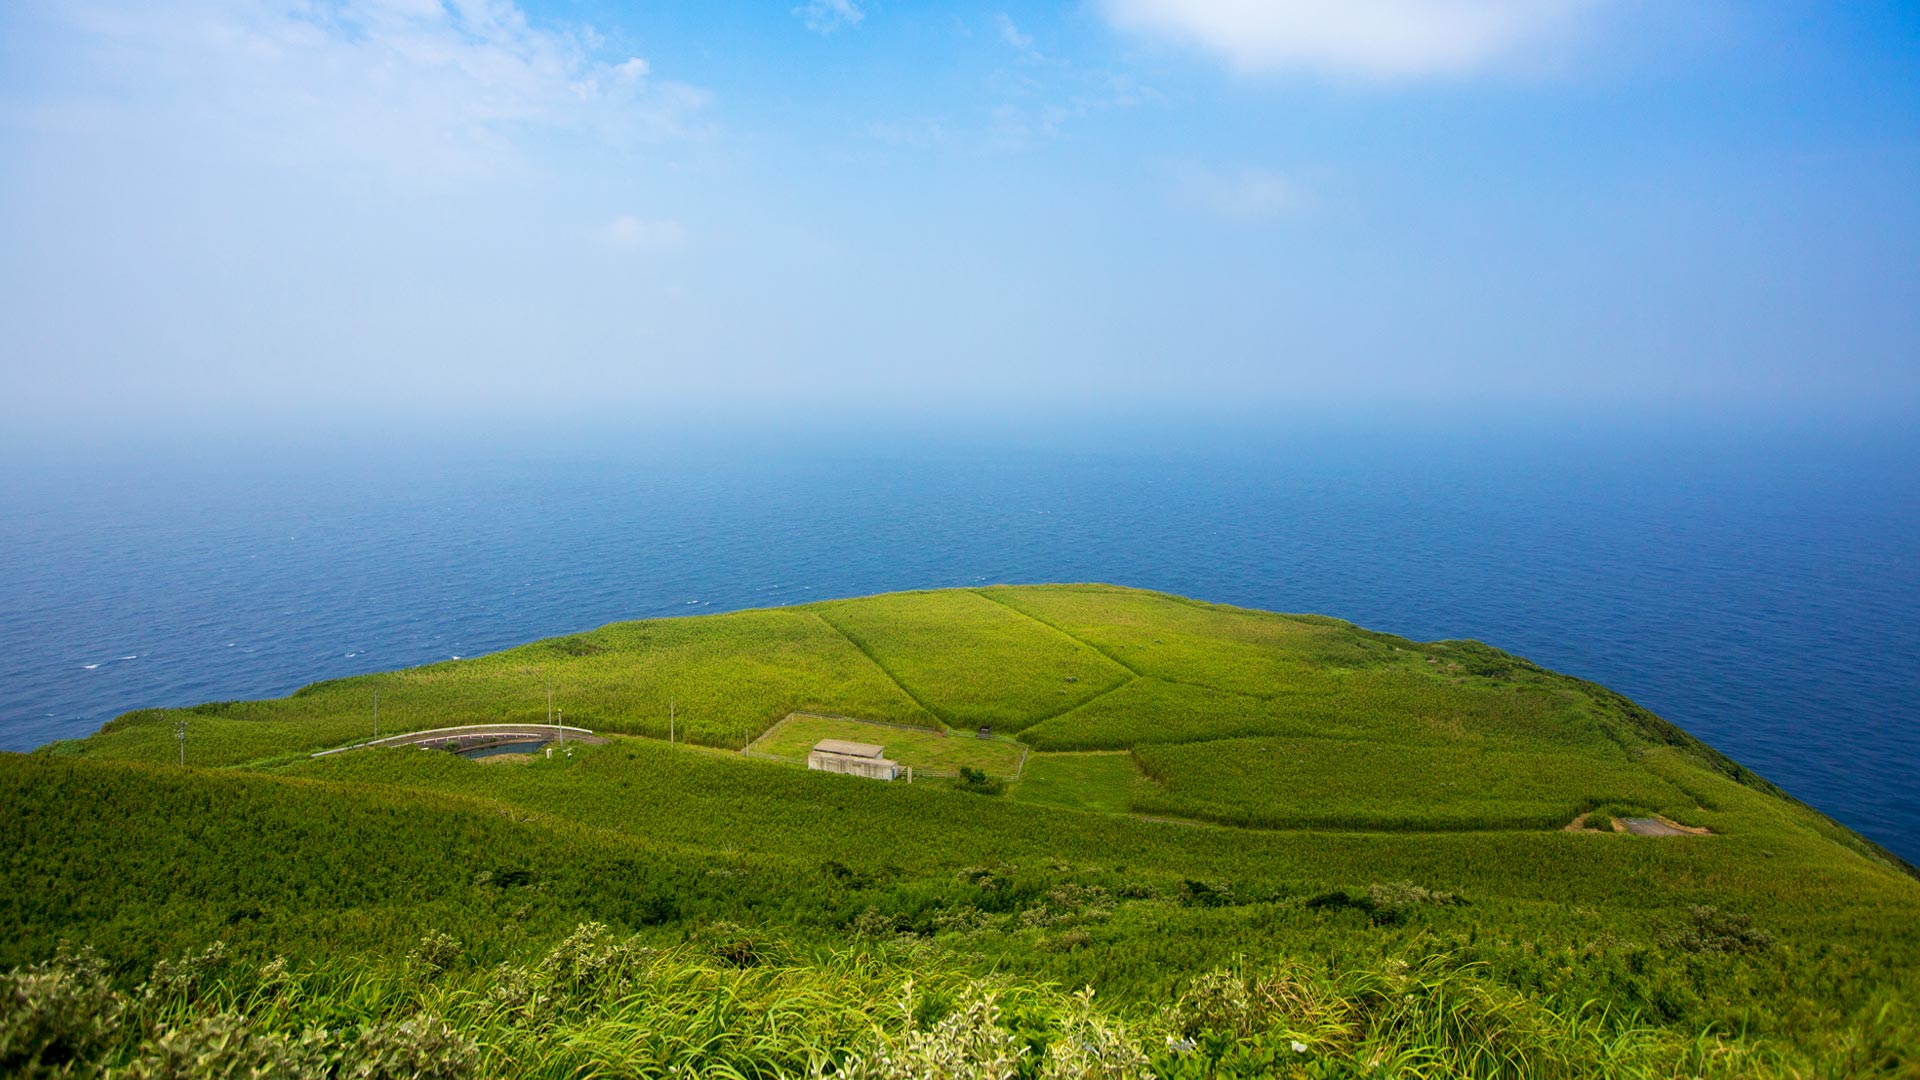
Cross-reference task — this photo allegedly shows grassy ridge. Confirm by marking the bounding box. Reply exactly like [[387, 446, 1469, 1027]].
[[1129, 736, 1694, 831], [6, 746, 1919, 1074], [56, 608, 935, 765], [13, 583, 1920, 1076]]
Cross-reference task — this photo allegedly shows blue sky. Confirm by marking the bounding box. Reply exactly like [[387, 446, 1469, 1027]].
[[2, 1, 1917, 441]]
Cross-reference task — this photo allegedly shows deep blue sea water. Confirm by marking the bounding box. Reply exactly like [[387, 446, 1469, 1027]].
[[3, 422, 1917, 862]]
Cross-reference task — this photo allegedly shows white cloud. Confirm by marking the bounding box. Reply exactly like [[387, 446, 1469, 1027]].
[[28, 0, 710, 182], [1175, 164, 1304, 220], [595, 215, 687, 251], [995, 13, 1035, 52], [797, 0, 864, 34], [1102, 0, 1606, 79]]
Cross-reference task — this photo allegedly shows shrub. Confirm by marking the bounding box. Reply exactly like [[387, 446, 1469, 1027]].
[[406, 931, 463, 977], [123, 1012, 330, 1080], [0, 943, 124, 1078], [1179, 879, 1234, 908], [1038, 929, 1092, 953], [1042, 987, 1152, 1080], [1175, 968, 1252, 1038], [346, 1013, 477, 1080], [694, 921, 775, 968], [851, 908, 901, 941], [1659, 906, 1774, 955], [955, 767, 1005, 796], [840, 986, 1027, 1080], [485, 964, 549, 1022], [537, 922, 641, 995], [142, 942, 231, 1004], [931, 906, 998, 935], [1306, 883, 1460, 926]]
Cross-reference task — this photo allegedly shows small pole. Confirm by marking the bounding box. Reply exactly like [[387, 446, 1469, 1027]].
[[175, 716, 186, 766], [558, 709, 564, 746]]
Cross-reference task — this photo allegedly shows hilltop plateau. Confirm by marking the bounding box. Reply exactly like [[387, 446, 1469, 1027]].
[[7, 584, 1917, 1077]]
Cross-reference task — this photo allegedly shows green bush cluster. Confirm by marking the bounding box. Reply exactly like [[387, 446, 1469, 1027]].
[[957, 765, 1008, 795], [8, 928, 1876, 1079]]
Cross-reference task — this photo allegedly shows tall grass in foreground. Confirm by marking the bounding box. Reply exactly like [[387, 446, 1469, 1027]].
[[10, 925, 1908, 1079]]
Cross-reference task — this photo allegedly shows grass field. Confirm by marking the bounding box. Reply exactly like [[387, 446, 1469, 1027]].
[[748, 713, 1027, 777], [1021, 677, 1315, 750], [10, 584, 1920, 1078], [1009, 751, 1156, 814], [811, 590, 1132, 730], [1131, 736, 1695, 831]]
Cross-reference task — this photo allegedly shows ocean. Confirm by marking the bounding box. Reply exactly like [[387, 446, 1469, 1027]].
[[3, 420, 1916, 863]]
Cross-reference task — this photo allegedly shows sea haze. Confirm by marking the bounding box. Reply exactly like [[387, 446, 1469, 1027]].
[[2, 421, 1916, 863]]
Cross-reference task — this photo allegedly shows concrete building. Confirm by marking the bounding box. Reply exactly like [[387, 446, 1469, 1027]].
[[807, 738, 905, 781]]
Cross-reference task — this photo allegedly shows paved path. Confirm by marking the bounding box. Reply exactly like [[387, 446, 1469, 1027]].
[[310, 723, 604, 758]]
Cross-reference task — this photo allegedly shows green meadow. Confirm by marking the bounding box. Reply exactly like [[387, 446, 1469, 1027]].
[[10, 584, 1920, 1078], [748, 713, 1027, 778]]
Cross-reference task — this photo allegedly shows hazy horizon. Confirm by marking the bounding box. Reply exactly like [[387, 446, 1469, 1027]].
[[4, 0, 1918, 440]]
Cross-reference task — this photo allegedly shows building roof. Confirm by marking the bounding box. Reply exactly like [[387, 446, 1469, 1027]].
[[812, 738, 887, 758]]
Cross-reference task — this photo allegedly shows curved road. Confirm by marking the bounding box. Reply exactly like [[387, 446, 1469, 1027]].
[[310, 723, 605, 758]]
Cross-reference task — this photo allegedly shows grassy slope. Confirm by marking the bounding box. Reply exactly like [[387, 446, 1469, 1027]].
[[54, 607, 935, 765], [749, 713, 1027, 777], [13, 583, 1920, 1074]]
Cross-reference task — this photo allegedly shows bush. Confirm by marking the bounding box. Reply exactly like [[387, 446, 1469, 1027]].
[[1659, 906, 1774, 955], [123, 1012, 331, 1080], [1175, 968, 1252, 1038], [1042, 987, 1152, 1080], [841, 987, 1027, 1080], [346, 1013, 477, 1080], [0, 943, 125, 1078], [537, 922, 642, 995], [142, 942, 231, 1005], [406, 931, 463, 977], [693, 921, 775, 968], [955, 767, 1005, 796], [851, 908, 901, 940], [1038, 929, 1092, 953], [1306, 883, 1460, 926], [1179, 879, 1235, 908]]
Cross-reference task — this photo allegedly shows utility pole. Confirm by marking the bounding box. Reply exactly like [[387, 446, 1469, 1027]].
[[175, 716, 186, 766]]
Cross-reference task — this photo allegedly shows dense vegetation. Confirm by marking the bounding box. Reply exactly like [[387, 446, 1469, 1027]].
[[12, 584, 1920, 1077]]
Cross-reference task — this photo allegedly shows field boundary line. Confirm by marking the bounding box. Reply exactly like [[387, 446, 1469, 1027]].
[[1016, 674, 1139, 730], [746, 711, 950, 756], [804, 609, 950, 725], [975, 588, 1290, 701], [785, 711, 949, 734], [972, 588, 1142, 678], [967, 588, 1155, 728]]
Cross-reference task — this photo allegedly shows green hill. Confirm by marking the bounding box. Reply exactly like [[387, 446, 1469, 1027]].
[[8, 584, 1918, 1077]]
